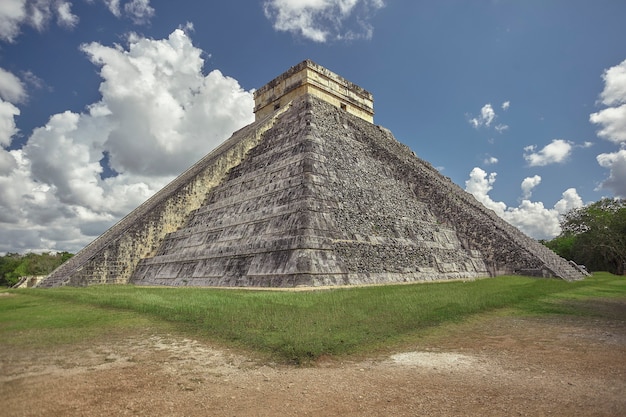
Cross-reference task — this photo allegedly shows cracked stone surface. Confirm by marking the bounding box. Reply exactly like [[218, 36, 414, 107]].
[[41, 95, 585, 288]]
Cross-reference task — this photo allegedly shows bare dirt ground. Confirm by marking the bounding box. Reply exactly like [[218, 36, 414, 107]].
[[2, 299, 625, 416]]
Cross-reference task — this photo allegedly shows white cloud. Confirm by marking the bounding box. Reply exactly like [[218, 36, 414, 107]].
[[25, 110, 107, 209], [263, 0, 385, 42], [521, 175, 541, 199], [598, 58, 626, 107], [596, 149, 626, 198], [465, 167, 506, 215], [0, 149, 17, 176], [124, 0, 154, 25], [0, 0, 25, 42], [79, 29, 254, 176], [494, 123, 508, 133], [103, 0, 122, 17], [56, 1, 78, 28], [590, 59, 626, 145], [0, 69, 20, 174], [0, 67, 26, 103], [465, 167, 583, 240], [469, 101, 511, 133], [484, 156, 498, 165], [0, 29, 254, 253], [0, 0, 79, 42], [523, 139, 572, 167], [0, 98, 20, 147], [589, 104, 626, 144], [553, 188, 584, 214], [0, 0, 154, 42], [179, 21, 194, 33], [469, 103, 495, 128], [503, 198, 566, 241], [589, 58, 626, 198]]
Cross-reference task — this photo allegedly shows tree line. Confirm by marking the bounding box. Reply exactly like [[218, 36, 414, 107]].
[[543, 198, 626, 275], [0, 252, 73, 287]]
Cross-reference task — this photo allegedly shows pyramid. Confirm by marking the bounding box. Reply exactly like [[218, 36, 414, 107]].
[[40, 60, 586, 288]]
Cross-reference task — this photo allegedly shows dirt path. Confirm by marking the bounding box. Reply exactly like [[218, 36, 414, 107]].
[[2, 300, 625, 416]]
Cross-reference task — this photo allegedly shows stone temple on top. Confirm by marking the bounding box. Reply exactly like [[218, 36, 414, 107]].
[[254, 60, 374, 123], [40, 60, 586, 287]]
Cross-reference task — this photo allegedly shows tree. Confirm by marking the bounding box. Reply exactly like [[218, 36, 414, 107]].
[[0, 252, 74, 287], [541, 234, 575, 262], [0, 253, 23, 287], [545, 198, 626, 274]]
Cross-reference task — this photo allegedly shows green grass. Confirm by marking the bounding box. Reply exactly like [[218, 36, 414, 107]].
[[0, 292, 165, 348], [2, 273, 625, 363]]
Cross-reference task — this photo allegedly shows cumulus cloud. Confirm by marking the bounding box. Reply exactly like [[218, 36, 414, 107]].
[[523, 139, 572, 167], [0, 67, 23, 148], [79, 30, 254, 176], [553, 188, 585, 214], [468, 102, 510, 133], [590, 59, 626, 144], [178, 21, 194, 33], [469, 103, 495, 128], [589, 59, 626, 196], [0, 29, 254, 253], [0, 0, 79, 42], [465, 168, 506, 215], [124, 0, 154, 25], [263, 0, 385, 42], [103, 0, 122, 17], [0, 68, 21, 192], [521, 175, 541, 199], [590, 105, 626, 144], [465, 167, 583, 240], [597, 58, 626, 107], [0, 0, 154, 42], [0, 98, 20, 147], [484, 156, 498, 165], [494, 123, 508, 133], [56, 1, 78, 27], [0, 0, 24, 42], [596, 149, 626, 198], [0, 67, 27, 103]]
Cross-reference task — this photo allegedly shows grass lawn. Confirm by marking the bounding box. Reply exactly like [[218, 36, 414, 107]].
[[2, 272, 625, 364]]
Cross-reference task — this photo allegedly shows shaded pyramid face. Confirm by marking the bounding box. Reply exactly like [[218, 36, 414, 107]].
[[130, 95, 583, 286], [131, 96, 487, 286], [41, 95, 586, 288]]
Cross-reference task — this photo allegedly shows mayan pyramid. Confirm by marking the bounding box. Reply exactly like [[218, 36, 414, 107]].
[[40, 60, 586, 288]]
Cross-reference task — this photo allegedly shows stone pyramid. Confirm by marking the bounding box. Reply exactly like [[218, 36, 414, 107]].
[[40, 61, 586, 288]]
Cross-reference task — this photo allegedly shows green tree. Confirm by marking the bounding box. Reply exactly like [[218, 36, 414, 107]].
[[0, 252, 74, 287], [546, 198, 626, 274], [0, 253, 23, 287], [542, 234, 575, 261]]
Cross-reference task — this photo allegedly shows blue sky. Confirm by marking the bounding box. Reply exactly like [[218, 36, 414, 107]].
[[1, 0, 625, 253]]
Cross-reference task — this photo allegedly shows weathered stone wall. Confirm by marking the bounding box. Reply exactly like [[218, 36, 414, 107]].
[[42, 93, 585, 288], [254, 60, 374, 123], [132, 95, 576, 288], [38, 109, 289, 287], [308, 98, 490, 283], [12, 275, 46, 288], [132, 96, 350, 287], [308, 97, 583, 281]]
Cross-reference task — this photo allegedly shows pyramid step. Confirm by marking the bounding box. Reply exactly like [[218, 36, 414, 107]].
[[41, 62, 586, 288]]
